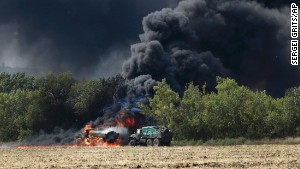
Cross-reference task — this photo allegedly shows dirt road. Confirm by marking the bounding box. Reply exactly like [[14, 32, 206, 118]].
[[0, 145, 299, 168]]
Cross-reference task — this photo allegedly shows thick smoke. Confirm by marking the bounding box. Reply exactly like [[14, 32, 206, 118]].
[[125, 74, 158, 101], [22, 128, 78, 146], [0, 0, 296, 96], [123, 0, 298, 96], [0, 0, 180, 79], [19, 102, 145, 146]]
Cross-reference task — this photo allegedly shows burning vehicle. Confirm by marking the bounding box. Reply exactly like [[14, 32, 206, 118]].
[[75, 124, 120, 146], [75, 107, 146, 146], [128, 126, 173, 146]]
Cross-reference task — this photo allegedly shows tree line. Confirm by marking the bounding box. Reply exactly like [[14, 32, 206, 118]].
[[0, 72, 123, 141], [142, 77, 300, 140], [1, 71, 300, 142]]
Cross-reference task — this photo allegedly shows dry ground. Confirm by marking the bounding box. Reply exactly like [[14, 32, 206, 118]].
[[0, 145, 299, 169]]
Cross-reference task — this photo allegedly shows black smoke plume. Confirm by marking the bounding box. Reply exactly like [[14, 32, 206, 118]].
[[123, 0, 298, 96]]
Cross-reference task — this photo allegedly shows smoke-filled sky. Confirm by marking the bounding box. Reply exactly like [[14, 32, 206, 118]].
[[0, 0, 298, 96], [122, 0, 298, 97], [0, 0, 179, 78]]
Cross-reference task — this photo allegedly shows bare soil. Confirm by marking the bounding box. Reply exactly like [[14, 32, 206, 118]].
[[0, 145, 299, 168]]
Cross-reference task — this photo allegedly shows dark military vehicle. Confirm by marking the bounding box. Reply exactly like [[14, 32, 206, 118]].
[[128, 126, 173, 146]]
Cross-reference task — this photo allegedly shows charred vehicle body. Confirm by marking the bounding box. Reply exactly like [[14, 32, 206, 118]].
[[75, 124, 119, 146], [128, 126, 173, 146]]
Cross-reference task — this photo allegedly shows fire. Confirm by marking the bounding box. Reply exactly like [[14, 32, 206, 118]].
[[76, 135, 121, 147], [125, 117, 135, 127], [116, 119, 125, 127], [17, 145, 73, 149], [82, 137, 104, 146], [73, 109, 142, 147], [75, 124, 122, 147], [115, 110, 137, 128], [103, 136, 122, 147]]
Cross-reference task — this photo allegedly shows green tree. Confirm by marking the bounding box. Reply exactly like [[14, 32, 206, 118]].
[[284, 87, 300, 135], [0, 72, 10, 92], [179, 82, 207, 139], [205, 77, 250, 138], [140, 77, 300, 141], [35, 72, 77, 132], [148, 79, 180, 129], [0, 72, 36, 93], [243, 91, 272, 138], [203, 77, 289, 139], [67, 75, 124, 123], [0, 90, 44, 141], [265, 97, 290, 137]]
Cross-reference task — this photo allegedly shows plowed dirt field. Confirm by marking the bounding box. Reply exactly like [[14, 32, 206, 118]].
[[1, 145, 299, 168]]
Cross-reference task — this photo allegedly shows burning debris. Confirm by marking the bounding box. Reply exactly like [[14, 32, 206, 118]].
[[75, 107, 145, 147], [75, 124, 121, 146]]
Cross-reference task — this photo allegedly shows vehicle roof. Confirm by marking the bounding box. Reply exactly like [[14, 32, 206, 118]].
[[141, 126, 161, 129]]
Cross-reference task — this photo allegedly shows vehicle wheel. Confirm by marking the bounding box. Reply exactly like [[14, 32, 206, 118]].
[[75, 138, 83, 146], [153, 139, 160, 146], [165, 141, 171, 146], [146, 139, 153, 146], [85, 138, 91, 145], [128, 139, 136, 146], [90, 138, 96, 146], [97, 139, 104, 146]]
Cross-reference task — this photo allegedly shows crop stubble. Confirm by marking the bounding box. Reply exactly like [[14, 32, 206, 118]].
[[0, 145, 299, 168]]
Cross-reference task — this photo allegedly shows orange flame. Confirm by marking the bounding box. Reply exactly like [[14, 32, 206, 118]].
[[116, 118, 125, 127], [76, 136, 121, 147], [115, 117, 136, 128], [103, 136, 122, 147], [125, 117, 135, 127], [17, 144, 73, 149]]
